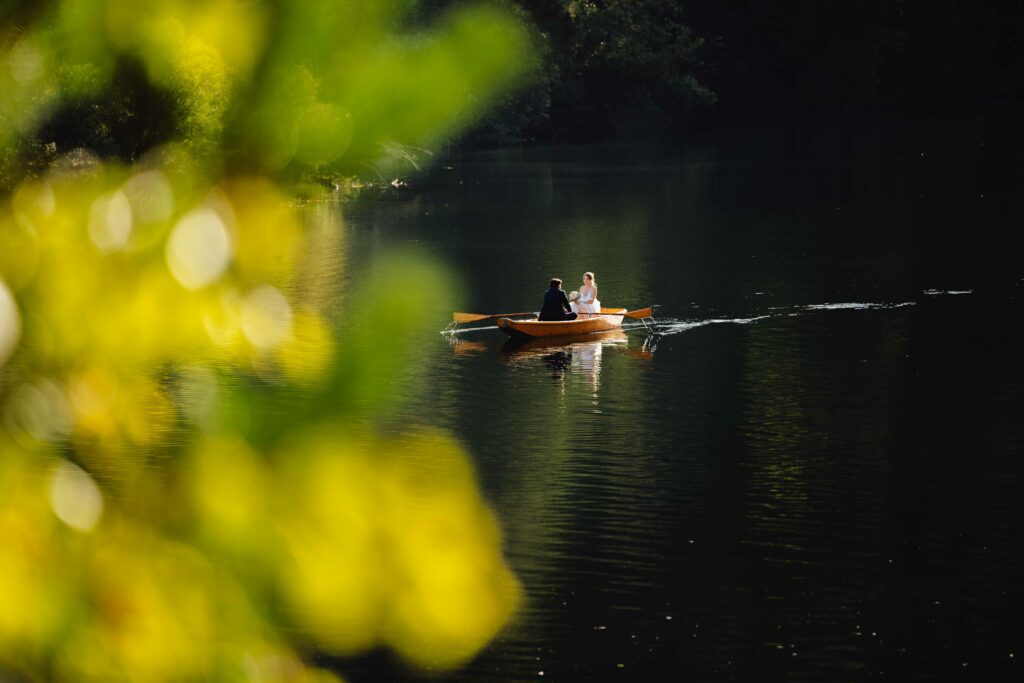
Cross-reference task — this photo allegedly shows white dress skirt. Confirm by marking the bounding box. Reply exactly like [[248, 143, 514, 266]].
[[571, 288, 601, 315]]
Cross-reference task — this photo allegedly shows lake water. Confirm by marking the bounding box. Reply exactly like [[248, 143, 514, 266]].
[[333, 128, 1024, 681]]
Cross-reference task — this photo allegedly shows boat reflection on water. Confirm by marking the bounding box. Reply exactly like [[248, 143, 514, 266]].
[[448, 338, 491, 355], [500, 329, 649, 390]]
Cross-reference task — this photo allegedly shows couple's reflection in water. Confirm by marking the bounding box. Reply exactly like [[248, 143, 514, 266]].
[[499, 329, 653, 392], [448, 328, 656, 395]]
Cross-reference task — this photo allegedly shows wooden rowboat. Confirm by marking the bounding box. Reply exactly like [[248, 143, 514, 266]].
[[496, 308, 627, 338]]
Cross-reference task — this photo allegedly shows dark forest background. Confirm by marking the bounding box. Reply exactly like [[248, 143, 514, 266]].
[[440, 0, 1024, 143]]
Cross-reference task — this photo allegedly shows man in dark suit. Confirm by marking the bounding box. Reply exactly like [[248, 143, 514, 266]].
[[539, 278, 578, 321]]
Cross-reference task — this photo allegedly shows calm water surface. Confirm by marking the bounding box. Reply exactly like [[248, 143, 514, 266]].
[[332, 130, 1024, 681]]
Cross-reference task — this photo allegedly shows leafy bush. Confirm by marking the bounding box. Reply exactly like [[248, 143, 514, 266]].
[[1, 1, 531, 680]]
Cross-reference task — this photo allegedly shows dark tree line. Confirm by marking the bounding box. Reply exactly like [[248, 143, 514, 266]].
[[689, 0, 1024, 120], [464, 0, 1024, 142]]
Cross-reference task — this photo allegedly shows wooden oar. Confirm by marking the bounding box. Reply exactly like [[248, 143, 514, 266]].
[[581, 307, 653, 318], [452, 311, 536, 323], [619, 307, 653, 319]]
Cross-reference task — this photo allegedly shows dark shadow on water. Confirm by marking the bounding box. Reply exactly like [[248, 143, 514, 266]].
[[542, 350, 571, 378]]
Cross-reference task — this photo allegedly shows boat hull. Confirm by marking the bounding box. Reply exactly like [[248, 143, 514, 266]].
[[496, 308, 626, 338]]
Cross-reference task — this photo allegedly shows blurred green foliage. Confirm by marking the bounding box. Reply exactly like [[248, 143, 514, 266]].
[[1, 0, 530, 680], [1, 0, 533, 189]]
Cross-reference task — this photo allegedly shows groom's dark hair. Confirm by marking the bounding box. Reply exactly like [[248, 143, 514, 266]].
[[549, 278, 562, 288]]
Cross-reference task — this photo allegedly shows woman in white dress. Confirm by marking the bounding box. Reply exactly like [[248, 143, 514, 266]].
[[570, 272, 601, 317]]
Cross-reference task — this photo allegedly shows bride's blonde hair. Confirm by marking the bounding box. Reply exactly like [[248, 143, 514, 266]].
[[584, 271, 596, 287]]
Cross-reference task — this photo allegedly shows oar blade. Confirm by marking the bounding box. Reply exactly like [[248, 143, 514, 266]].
[[623, 307, 653, 319], [452, 312, 487, 323]]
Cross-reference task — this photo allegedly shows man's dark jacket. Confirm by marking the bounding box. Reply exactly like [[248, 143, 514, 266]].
[[539, 286, 574, 321]]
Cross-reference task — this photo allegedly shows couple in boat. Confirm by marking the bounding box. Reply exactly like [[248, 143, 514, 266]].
[[539, 272, 601, 321]]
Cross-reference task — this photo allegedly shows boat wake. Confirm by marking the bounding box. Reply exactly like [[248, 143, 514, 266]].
[[627, 315, 770, 335], [799, 301, 916, 311], [630, 300, 918, 337]]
